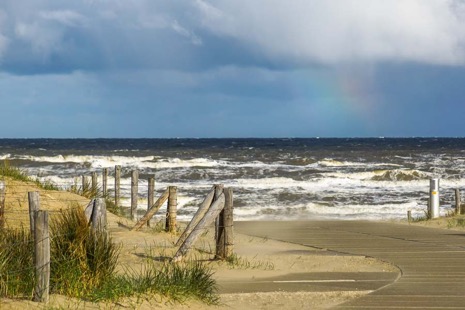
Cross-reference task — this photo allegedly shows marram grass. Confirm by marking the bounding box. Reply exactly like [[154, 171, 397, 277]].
[[0, 207, 218, 305], [0, 159, 60, 191]]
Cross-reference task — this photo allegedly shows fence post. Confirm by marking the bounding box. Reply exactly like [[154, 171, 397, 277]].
[[0, 181, 5, 228], [166, 186, 177, 233], [81, 175, 86, 194], [102, 168, 108, 197], [147, 176, 155, 227], [28, 191, 40, 236], [131, 170, 139, 220], [33, 210, 50, 303], [91, 172, 98, 195], [115, 165, 121, 208], [214, 185, 224, 244], [91, 198, 107, 232], [224, 188, 234, 258], [456, 189, 462, 215]]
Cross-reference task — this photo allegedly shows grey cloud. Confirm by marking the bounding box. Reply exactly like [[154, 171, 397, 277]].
[[194, 0, 465, 66]]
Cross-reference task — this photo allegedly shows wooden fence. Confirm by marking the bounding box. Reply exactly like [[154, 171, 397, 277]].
[[0, 170, 236, 303]]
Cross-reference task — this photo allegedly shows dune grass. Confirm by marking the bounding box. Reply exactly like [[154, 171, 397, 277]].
[[0, 207, 218, 305], [0, 160, 60, 191]]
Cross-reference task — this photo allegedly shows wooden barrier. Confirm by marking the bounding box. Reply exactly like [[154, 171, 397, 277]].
[[33, 210, 50, 303]]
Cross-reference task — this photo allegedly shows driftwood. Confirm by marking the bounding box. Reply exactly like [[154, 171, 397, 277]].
[[175, 186, 215, 246], [132, 188, 170, 231], [173, 193, 225, 262]]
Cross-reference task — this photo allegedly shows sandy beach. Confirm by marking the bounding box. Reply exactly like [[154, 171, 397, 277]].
[[0, 178, 403, 309]]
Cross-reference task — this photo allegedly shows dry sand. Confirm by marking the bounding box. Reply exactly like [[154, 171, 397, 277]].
[[1, 178, 398, 309]]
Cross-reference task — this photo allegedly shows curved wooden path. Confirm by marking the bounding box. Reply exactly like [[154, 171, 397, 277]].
[[235, 221, 465, 309]]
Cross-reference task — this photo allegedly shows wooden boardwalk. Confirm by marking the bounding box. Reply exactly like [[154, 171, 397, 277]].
[[235, 221, 465, 309]]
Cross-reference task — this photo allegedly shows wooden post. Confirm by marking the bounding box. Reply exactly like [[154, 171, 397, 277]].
[[132, 188, 170, 231], [147, 176, 155, 227], [216, 187, 234, 259], [175, 186, 215, 246], [456, 189, 462, 215], [28, 191, 40, 236], [91, 172, 98, 195], [81, 175, 86, 194], [223, 188, 234, 258], [407, 210, 412, 223], [33, 210, 50, 303], [0, 181, 5, 228], [131, 170, 139, 220], [115, 165, 121, 208], [214, 185, 224, 244], [166, 186, 177, 233], [102, 168, 108, 197], [173, 194, 225, 262], [91, 198, 107, 232]]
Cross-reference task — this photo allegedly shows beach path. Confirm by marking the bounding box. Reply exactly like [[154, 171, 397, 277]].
[[235, 220, 465, 309]]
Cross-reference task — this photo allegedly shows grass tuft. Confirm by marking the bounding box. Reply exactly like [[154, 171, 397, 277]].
[[0, 159, 60, 191], [0, 207, 219, 305]]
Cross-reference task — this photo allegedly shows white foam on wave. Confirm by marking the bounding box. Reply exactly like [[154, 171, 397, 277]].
[[233, 201, 443, 221]]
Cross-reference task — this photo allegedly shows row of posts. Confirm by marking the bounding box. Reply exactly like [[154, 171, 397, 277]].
[[81, 166, 177, 230]]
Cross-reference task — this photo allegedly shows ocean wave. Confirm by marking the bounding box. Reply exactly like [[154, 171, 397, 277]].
[[371, 169, 429, 181]]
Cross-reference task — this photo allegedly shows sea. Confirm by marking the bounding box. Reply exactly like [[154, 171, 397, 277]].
[[1, 138, 464, 221]]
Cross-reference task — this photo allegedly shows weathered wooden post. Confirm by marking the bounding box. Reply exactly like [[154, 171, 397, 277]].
[[102, 168, 108, 197], [81, 175, 86, 194], [407, 210, 412, 223], [216, 187, 234, 259], [91, 172, 98, 195], [147, 176, 155, 227], [91, 198, 107, 232], [131, 170, 139, 220], [0, 181, 5, 228], [115, 165, 121, 208], [33, 210, 50, 303], [223, 188, 234, 259], [456, 189, 462, 215], [166, 186, 177, 233], [28, 191, 40, 236], [214, 185, 224, 244]]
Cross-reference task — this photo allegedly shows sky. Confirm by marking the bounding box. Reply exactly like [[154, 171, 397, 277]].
[[1, 0, 465, 138]]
